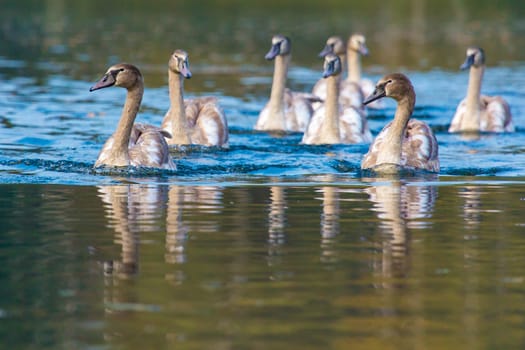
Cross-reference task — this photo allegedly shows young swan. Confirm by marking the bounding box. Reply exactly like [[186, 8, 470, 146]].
[[302, 54, 372, 145], [90, 63, 176, 170], [449, 47, 514, 133], [255, 34, 318, 132], [161, 49, 229, 147], [345, 33, 380, 109], [313, 35, 364, 110], [361, 73, 439, 173], [312, 37, 348, 102]]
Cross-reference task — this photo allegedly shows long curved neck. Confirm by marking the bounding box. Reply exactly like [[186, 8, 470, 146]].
[[168, 69, 191, 143], [112, 84, 143, 160], [266, 54, 289, 129], [339, 53, 347, 77], [347, 49, 361, 83], [462, 65, 484, 130], [322, 74, 341, 142], [377, 94, 414, 165]]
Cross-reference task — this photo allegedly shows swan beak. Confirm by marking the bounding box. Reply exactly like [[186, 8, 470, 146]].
[[460, 54, 475, 70], [265, 43, 280, 60], [359, 43, 369, 56], [322, 61, 336, 78], [89, 73, 116, 91], [180, 65, 192, 79], [363, 86, 386, 106], [319, 44, 333, 58]]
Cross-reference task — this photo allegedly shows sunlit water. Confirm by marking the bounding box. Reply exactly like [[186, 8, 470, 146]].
[[2, 1, 525, 349]]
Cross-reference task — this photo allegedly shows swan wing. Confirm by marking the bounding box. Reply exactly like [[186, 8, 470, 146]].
[[401, 119, 439, 172], [129, 123, 176, 170]]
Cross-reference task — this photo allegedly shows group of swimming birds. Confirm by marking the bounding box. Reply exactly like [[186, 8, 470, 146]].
[[89, 33, 515, 174]]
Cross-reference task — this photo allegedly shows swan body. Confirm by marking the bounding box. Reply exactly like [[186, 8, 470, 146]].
[[255, 34, 318, 132], [161, 50, 229, 147], [90, 63, 176, 170], [361, 73, 439, 173], [302, 54, 372, 144], [449, 47, 514, 133]]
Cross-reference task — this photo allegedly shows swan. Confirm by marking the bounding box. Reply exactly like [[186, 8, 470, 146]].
[[302, 54, 372, 144], [90, 63, 176, 170], [312, 35, 364, 110], [312, 37, 347, 101], [161, 49, 229, 147], [449, 47, 514, 133], [346, 33, 383, 109], [361, 73, 439, 173], [255, 34, 319, 132]]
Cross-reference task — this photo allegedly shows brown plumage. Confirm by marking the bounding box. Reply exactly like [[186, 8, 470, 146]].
[[449, 47, 514, 133], [161, 50, 229, 147], [90, 63, 175, 170], [361, 73, 439, 173], [255, 34, 318, 132], [302, 54, 372, 144]]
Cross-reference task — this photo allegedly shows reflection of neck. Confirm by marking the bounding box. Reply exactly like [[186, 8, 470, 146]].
[[321, 186, 339, 238], [377, 96, 414, 165], [462, 65, 484, 131], [100, 186, 139, 276], [267, 55, 290, 130], [166, 186, 187, 264], [323, 74, 341, 143], [168, 69, 191, 143], [347, 49, 361, 83], [372, 182, 408, 279], [269, 186, 286, 237], [110, 85, 143, 166]]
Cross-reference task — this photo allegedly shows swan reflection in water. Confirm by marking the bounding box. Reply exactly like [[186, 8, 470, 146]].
[[165, 185, 224, 281], [313, 175, 342, 264], [98, 184, 169, 279], [99, 184, 224, 279], [266, 186, 287, 269], [98, 184, 169, 317], [266, 177, 344, 265], [364, 177, 438, 279], [458, 186, 482, 230]]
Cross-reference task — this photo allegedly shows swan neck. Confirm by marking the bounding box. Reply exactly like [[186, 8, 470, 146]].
[[377, 96, 414, 165], [347, 49, 361, 83], [168, 69, 190, 141], [324, 75, 340, 141], [268, 55, 289, 112], [463, 65, 484, 129], [113, 84, 143, 154]]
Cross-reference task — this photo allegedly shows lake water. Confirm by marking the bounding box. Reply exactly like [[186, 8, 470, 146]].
[[1, 1, 525, 349]]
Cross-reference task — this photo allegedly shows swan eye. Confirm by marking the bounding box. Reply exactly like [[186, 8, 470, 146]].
[[387, 79, 392, 84], [119, 68, 125, 72]]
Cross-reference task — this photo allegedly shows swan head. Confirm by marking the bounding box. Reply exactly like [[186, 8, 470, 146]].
[[363, 73, 414, 105], [319, 36, 345, 58], [90, 63, 143, 91], [265, 34, 291, 60], [169, 49, 192, 79], [322, 54, 342, 78], [348, 33, 369, 56], [460, 47, 485, 70]]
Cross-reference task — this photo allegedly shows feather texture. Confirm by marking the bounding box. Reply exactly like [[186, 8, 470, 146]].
[[90, 63, 175, 170]]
